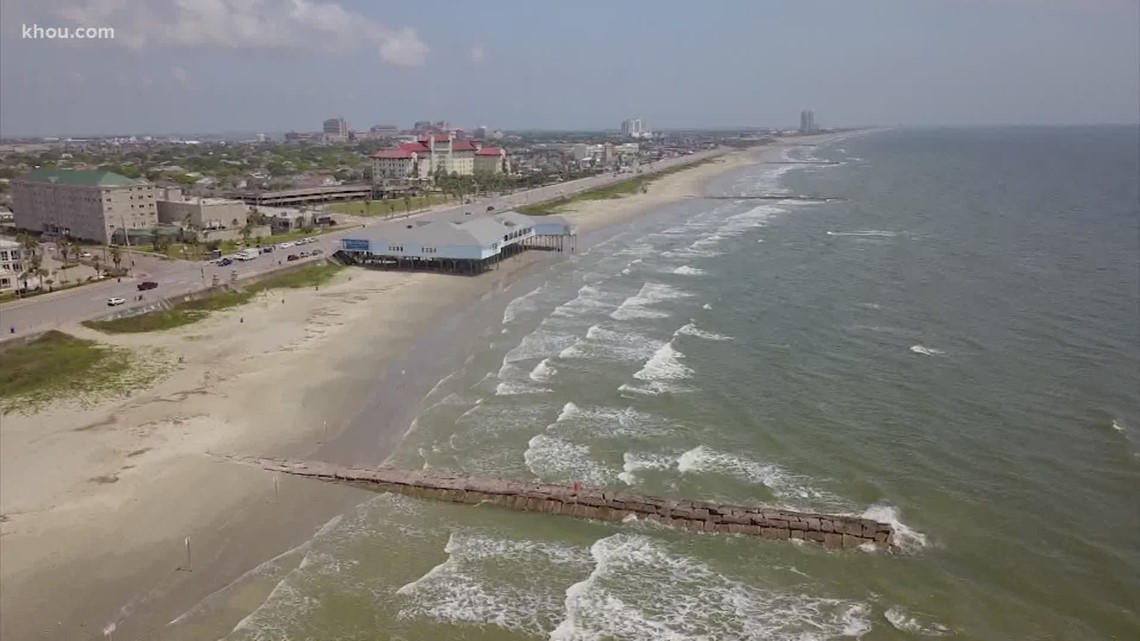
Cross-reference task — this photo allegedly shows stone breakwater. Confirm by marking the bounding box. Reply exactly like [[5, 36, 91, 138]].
[[256, 458, 895, 549]]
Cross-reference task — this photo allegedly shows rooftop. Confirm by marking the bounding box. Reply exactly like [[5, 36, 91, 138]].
[[18, 168, 147, 188]]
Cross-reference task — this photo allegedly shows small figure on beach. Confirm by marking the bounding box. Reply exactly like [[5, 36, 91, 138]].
[[572, 480, 582, 494]]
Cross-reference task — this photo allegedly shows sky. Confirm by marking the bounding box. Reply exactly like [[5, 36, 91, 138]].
[[0, 0, 1137, 136]]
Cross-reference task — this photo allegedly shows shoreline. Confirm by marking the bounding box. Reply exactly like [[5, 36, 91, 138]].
[[0, 139, 822, 641]]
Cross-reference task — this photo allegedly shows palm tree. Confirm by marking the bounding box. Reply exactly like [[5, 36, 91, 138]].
[[240, 222, 253, 246], [364, 197, 372, 216], [110, 245, 123, 271], [93, 256, 102, 278], [403, 194, 412, 213], [17, 232, 37, 263]]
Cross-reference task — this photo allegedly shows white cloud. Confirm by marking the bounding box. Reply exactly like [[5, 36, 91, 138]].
[[8, 0, 429, 65], [470, 44, 486, 64]]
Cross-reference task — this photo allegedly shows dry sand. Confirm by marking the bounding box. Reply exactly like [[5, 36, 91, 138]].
[[560, 149, 760, 233], [0, 145, 771, 640]]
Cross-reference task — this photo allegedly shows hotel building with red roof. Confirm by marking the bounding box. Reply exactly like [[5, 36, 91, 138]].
[[370, 133, 510, 190]]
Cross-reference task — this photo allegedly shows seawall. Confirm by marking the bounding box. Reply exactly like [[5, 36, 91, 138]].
[[255, 457, 895, 550]]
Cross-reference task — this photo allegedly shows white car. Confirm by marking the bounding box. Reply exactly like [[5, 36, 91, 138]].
[[279, 242, 295, 249], [107, 297, 126, 306], [80, 251, 93, 258]]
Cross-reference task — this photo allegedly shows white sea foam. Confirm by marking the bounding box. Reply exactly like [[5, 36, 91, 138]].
[[397, 531, 591, 636], [885, 607, 950, 636], [672, 265, 706, 276], [495, 381, 550, 396], [677, 445, 846, 510], [1111, 418, 1126, 432], [617, 452, 676, 485], [716, 205, 783, 236], [503, 328, 580, 364], [524, 434, 614, 485], [676, 322, 732, 342], [559, 326, 659, 362], [910, 344, 945, 356], [551, 284, 614, 319], [826, 230, 897, 237], [703, 303, 713, 310], [610, 282, 691, 321], [550, 534, 871, 641], [502, 284, 545, 324], [633, 341, 692, 383], [547, 402, 672, 440], [529, 358, 558, 383], [861, 504, 928, 553]]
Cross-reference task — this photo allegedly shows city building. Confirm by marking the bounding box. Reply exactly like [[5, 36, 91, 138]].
[[370, 124, 399, 136], [621, 118, 650, 139], [474, 146, 510, 175], [0, 238, 25, 292], [12, 169, 159, 243], [156, 190, 249, 230], [371, 133, 506, 187], [474, 125, 489, 139], [799, 110, 816, 133], [323, 117, 348, 142]]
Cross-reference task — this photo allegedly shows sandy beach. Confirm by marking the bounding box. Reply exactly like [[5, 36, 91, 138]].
[[0, 144, 773, 640]]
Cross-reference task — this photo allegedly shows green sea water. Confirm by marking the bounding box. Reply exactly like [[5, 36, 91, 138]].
[[204, 127, 1139, 640]]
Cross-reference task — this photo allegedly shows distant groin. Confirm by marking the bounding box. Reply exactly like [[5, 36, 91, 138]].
[[256, 458, 895, 550]]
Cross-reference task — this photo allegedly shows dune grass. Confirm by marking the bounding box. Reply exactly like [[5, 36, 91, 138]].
[[0, 331, 164, 413], [517, 157, 716, 215], [81, 264, 344, 334]]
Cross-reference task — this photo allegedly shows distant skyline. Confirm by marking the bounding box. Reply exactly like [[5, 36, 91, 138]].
[[1, 0, 1137, 136]]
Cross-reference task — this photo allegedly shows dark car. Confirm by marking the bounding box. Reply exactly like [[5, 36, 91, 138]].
[[137, 281, 158, 291], [287, 254, 300, 261], [217, 257, 233, 267], [486, 205, 495, 212], [312, 248, 323, 256], [260, 245, 274, 253]]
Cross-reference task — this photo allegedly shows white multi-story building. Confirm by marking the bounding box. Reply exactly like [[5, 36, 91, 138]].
[[12, 169, 159, 243], [0, 238, 25, 292], [621, 118, 650, 139]]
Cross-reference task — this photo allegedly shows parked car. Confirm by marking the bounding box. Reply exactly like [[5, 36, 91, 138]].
[[260, 245, 274, 254], [299, 251, 310, 258], [279, 242, 295, 249], [137, 281, 158, 291], [486, 205, 495, 212], [107, 297, 126, 306], [312, 249, 323, 256], [217, 257, 233, 267], [80, 251, 93, 258], [287, 254, 299, 261]]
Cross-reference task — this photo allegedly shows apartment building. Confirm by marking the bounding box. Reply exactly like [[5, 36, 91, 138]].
[[12, 169, 159, 243], [0, 238, 24, 292]]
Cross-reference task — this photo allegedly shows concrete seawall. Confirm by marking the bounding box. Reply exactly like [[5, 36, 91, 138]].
[[256, 458, 895, 550]]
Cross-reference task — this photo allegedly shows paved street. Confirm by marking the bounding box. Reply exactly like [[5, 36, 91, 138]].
[[0, 149, 722, 338]]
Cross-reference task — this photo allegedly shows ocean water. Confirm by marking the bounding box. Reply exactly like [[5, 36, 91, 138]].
[[217, 127, 1140, 640]]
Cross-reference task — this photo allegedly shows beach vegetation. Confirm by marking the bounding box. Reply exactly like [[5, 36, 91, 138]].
[[82, 264, 344, 334], [0, 330, 171, 413], [518, 157, 717, 215]]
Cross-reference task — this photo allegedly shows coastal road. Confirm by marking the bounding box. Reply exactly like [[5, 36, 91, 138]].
[[0, 148, 726, 339]]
